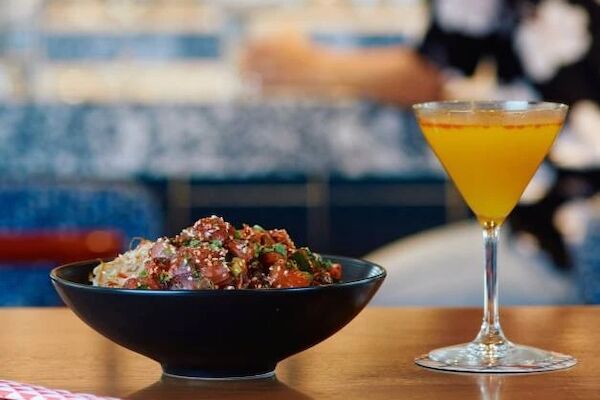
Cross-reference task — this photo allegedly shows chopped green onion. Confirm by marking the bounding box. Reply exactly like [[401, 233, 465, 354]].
[[210, 239, 223, 250], [230, 257, 245, 278], [253, 225, 265, 232], [158, 271, 171, 284], [300, 271, 314, 283], [273, 243, 287, 256], [187, 239, 201, 248], [291, 249, 312, 272]]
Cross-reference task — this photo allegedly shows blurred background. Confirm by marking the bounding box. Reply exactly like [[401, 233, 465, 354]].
[[0, 0, 598, 306]]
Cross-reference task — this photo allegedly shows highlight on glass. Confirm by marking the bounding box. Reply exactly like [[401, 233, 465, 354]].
[[412, 101, 576, 373]]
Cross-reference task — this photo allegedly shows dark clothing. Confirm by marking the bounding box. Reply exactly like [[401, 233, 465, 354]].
[[420, 0, 600, 105]]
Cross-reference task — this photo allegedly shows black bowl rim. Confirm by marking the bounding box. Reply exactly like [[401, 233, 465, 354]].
[[50, 254, 386, 295]]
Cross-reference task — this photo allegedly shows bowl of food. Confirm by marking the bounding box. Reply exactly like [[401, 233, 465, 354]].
[[51, 216, 386, 380]]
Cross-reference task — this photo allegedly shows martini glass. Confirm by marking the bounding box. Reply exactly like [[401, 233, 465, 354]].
[[412, 101, 576, 373]]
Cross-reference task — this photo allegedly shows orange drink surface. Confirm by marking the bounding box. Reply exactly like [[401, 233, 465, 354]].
[[418, 111, 563, 227]]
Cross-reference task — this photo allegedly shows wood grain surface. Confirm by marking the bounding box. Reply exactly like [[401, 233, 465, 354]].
[[0, 307, 596, 399]]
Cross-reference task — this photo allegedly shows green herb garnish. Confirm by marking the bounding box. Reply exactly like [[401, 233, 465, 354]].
[[273, 243, 287, 256], [158, 271, 171, 284], [291, 248, 312, 272], [210, 239, 223, 250], [230, 257, 245, 277], [187, 239, 201, 248]]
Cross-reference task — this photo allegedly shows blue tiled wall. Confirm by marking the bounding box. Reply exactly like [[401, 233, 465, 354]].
[[45, 34, 221, 60], [0, 182, 162, 306]]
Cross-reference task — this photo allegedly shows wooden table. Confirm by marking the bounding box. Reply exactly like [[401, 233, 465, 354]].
[[1, 307, 598, 399]]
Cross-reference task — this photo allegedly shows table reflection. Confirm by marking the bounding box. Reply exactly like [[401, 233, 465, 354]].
[[477, 375, 503, 400], [127, 375, 313, 400]]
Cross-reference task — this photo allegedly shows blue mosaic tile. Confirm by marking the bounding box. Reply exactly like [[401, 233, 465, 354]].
[[0, 182, 163, 306]]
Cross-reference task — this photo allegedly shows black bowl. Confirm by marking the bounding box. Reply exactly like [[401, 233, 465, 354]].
[[50, 255, 386, 379]]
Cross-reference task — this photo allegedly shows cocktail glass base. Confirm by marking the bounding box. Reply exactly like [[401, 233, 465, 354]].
[[415, 342, 576, 373]]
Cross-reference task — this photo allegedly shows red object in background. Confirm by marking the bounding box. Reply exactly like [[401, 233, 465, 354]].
[[0, 230, 123, 265]]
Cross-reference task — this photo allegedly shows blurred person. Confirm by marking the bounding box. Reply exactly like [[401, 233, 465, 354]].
[[243, 29, 444, 105], [244, 0, 600, 106], [243, 0, 600, 304]]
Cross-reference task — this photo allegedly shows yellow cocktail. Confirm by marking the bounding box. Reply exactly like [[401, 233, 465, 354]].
[[412, 101, 575, 373], [418, 113, 562, 227]]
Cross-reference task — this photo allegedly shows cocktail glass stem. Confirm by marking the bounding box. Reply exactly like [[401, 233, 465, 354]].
[[469, 224, 509, 359]]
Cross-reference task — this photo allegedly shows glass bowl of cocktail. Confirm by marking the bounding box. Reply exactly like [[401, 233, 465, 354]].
[[412, 101, 576, 373]]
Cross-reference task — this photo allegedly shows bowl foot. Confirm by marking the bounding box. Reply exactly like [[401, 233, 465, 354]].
[[162, 365, 276, 380]]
